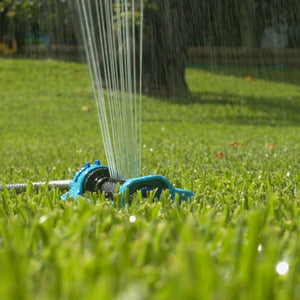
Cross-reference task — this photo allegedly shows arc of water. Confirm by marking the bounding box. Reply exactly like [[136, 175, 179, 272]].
[[75, 0, 144, 179]]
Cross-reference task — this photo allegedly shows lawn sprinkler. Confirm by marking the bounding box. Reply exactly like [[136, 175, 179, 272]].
[[0, 160, 194, 205]]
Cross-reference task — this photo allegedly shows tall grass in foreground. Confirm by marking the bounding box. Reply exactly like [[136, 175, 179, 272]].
[[0, 58, 300, 299], [0, 187, 299, 299]]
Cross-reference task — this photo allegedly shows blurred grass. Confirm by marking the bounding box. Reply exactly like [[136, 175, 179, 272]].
[[0, 58, 300, 299]]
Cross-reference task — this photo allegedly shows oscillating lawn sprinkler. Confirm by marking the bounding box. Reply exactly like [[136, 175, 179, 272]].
[[0, 160, 194, 205]]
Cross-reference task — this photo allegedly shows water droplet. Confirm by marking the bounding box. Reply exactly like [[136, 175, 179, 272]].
[[39, 216, 48, 224], [129, 216, 136, 223], [258, 244, 263, 252], [287, 172, 290, 177], [276, 262, 289, 275], [150, 148, 154, 152]]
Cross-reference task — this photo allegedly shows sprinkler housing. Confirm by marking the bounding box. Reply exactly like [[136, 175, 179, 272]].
[[61, 160, 194, 204]]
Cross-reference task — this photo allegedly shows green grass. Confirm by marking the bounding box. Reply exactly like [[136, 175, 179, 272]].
[[0, 58, 300, 299]]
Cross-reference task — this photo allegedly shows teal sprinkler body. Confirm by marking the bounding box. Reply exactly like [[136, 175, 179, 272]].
[[1, 160, 194, 205]]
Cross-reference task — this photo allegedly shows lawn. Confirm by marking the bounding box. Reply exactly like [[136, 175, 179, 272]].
[[0, 57, 300, 299]]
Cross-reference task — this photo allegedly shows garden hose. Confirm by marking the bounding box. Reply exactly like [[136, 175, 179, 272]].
[[0, 180, 71, 192]]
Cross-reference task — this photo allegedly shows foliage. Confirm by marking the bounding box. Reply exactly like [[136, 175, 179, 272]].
[[0, 0, 66, 17], [0, 0, 70, 49], [1, 0, 299, 49], [187, 0, 299, 47], [0, 58, 300, 299]]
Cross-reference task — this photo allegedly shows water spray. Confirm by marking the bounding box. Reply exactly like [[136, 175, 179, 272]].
[[0, 160, 194, 205]]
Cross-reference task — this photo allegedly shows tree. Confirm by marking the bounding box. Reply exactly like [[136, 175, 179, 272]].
[[141, 0, 191, 98], [71, 0, 193, 99]]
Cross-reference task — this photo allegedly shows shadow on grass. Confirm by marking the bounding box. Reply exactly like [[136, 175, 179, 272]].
[[190, 65, 300, 87], [153, 90, 300, 127], [191, 91, 300, 126]]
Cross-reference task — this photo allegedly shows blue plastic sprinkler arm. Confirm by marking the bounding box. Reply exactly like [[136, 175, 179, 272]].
[[119, 175, 194, 202]]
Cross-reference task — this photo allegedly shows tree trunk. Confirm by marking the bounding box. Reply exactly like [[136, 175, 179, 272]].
[[239, 0, 256, 47], [14, 26, 26, 54], [142, 0, 190, 99]]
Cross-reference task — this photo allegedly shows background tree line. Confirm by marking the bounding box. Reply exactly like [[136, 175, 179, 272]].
[[1, 0, 299, 97]]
